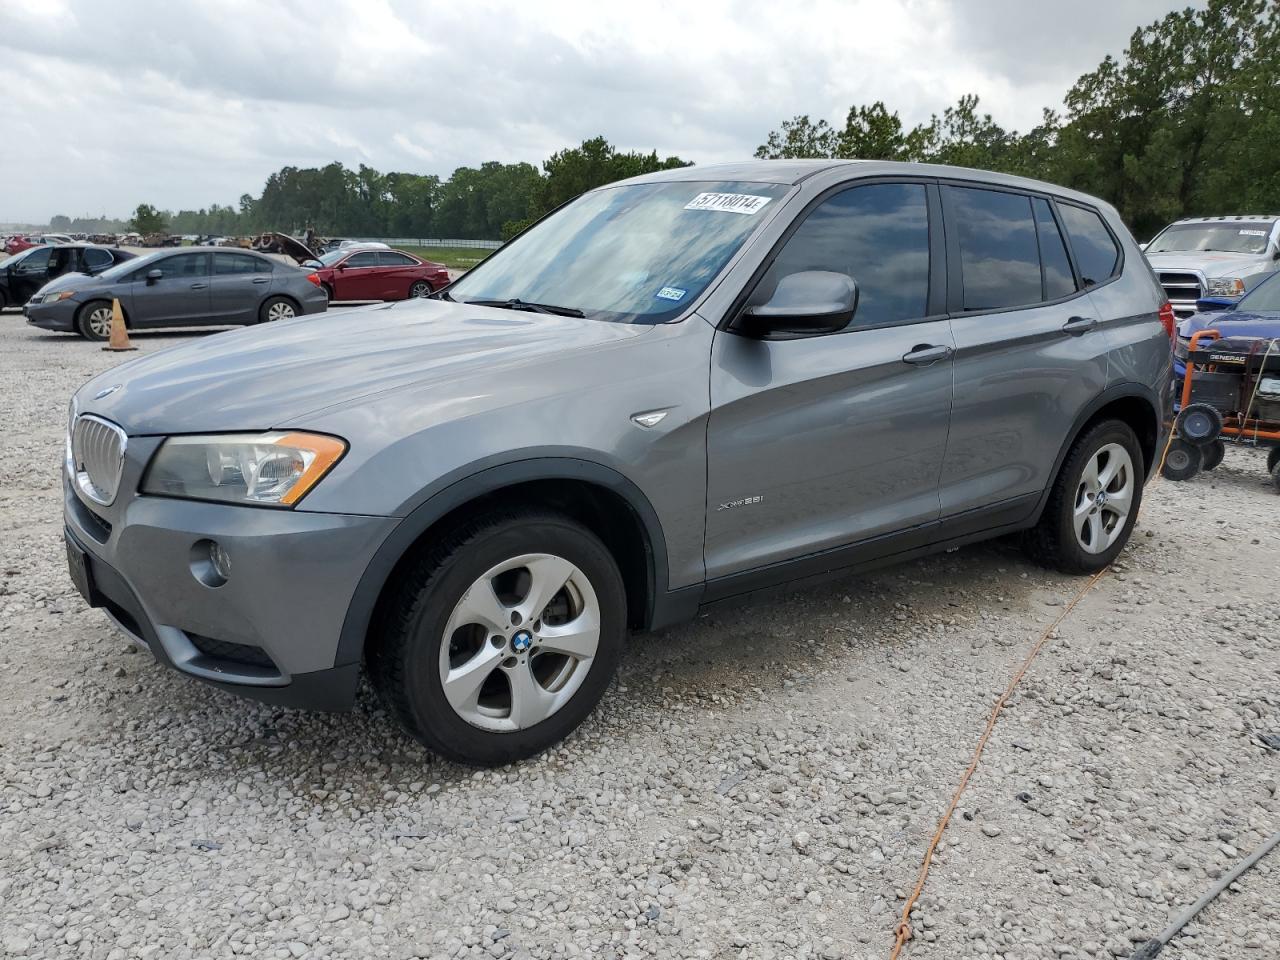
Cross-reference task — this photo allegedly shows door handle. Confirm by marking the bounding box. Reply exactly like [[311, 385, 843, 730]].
[[1062, 316, 1097, 335], [190, 282, 208, 290], [902, 344, 953, 365], [251, 277, 270, 284]]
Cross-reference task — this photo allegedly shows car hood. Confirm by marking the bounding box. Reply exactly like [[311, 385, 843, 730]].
[[77, 298, 651, 435], [1145, 250, 1273, 277], [1179, 310, 1280, 339], [30, 272, 109, 296]]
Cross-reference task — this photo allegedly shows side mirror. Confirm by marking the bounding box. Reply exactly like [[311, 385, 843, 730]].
[[732, 271, 858, 340], [336, 262, 348, 271], [146, 268, 163, 285]]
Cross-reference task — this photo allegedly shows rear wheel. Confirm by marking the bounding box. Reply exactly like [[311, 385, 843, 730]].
[[1024, 420, 1143, 573], [258, 296, 297, 324], [75, 300, 114, 341], [409, 280, 431, 298], [1161, 439, 1202, 481], [367, 510, 626, 766]]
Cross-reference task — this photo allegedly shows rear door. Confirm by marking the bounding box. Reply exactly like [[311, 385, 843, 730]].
[[705, 180, 954, 580], [331, 251, 381, 300], [939, 185, 1113, 518], [377, 251, 421, 299], [209, 252, 273, 323], [128, 252, 211, 326]]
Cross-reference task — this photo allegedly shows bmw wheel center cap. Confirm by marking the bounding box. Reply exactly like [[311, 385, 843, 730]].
[[512, 630, 533, 653]]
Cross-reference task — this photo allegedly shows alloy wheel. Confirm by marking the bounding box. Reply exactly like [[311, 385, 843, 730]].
[[87, 306, 112, 338], [438, 553, 600, 732], [410, 281, 430, 298], [1073, 442, 1134, 554]]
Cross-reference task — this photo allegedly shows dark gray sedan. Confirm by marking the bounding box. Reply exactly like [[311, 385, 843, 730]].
[[24, 248, 328, 340]]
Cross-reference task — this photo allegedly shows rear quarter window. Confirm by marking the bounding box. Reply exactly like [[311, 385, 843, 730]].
[[1058, 204, 1120, 288]]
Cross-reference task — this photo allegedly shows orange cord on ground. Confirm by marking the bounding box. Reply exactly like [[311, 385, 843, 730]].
[[889, 427, 1178, 960]]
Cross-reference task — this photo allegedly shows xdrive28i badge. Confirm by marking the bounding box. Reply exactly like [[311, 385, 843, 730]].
[[717, 495, 764, 511]]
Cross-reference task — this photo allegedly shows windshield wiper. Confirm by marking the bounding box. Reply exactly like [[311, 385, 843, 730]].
[[465, 297, 585, 318]]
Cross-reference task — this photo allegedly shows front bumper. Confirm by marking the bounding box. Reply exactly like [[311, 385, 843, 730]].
[[64, 433, 398, 710], [24, 298, 78, 331]]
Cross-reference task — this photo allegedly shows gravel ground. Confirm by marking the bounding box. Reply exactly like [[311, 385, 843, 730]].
[[1, 317, 1277, 960]]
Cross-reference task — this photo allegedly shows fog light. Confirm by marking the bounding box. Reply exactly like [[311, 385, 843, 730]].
[[190, 538, 231, 588]]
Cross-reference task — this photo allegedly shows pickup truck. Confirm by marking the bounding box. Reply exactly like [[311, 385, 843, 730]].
[[1144, 215, 1280, 317]]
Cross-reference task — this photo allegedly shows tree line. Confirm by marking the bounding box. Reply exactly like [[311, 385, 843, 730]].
[[52, 0, 1277, 244], [96, 138, 689, 242], [754, 0, 1279, 240]]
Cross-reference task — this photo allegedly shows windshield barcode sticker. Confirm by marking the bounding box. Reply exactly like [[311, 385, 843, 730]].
[[684, 192, 773, 215], [1239, 229, 1267, 236]]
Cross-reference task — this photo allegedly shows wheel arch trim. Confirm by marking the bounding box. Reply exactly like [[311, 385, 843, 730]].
[[334, 456, 671, 666], [1031, 381, 1164, 523]]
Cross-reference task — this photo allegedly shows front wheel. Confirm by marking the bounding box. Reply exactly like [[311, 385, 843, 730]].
[[1024, 420, 1144, 573], [75, 300, 115, 341], [367, 510, 626, 766]]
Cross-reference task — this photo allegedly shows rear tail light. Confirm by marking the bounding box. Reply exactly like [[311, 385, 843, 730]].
[[1158, 302, 1176, 341], [305, 272, 321, 287]]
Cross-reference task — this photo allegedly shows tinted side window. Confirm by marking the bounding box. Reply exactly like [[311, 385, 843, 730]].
[[14, 248, 52, 274], [82, 248, 113, 270], [215, 253, 267, 275], [346, 252, 380, 267], [164, 253, 208, 278], [948, 186, 1041, 311], [1033, 199, 1076, 300], [763, 182, 930, 328], [378, 251, 416, 266], [1058, 204, 1120, 287]]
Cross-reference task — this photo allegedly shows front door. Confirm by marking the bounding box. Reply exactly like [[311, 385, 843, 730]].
[[129, 252, 211, 326], [705, 181, 954, 581], [331, 251, 382, 300]]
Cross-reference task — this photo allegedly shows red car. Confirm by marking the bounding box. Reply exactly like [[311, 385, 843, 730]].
[[4, 235, 36, 255], [308, 247, 450, 302]]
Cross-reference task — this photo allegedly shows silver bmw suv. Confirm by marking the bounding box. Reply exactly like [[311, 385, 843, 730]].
[[64, 160, 1172, 765]]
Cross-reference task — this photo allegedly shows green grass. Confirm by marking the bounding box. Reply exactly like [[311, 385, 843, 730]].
[[397, 245, 497, 270]]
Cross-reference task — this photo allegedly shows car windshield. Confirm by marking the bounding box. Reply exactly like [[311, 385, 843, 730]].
[[1238, 272, 1280, 312], [97, 251, 164, 281], [447, 180, 791, 322], [1148, 222, 1273, 255]]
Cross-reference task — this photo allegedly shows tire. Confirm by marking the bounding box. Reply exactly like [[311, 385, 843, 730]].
[[1267, 447, 1280, 475], [0, 288, 8, 310], [367, 510, 627, 766], [409, 280, 432, 298], [1272, 462, 1280, 494], [321, 283, 334, 304], [1024, 419, 1144, 573], [258, 296, 297, 324], [1161, 438, 1203, 481], [75, 299, 115, 341], [1175, 403, 1223, 446], [1201, 439, 1226, 471]]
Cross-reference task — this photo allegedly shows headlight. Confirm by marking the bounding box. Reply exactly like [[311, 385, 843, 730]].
[[41, 290, 76, 304], [142, 432, 346, 507], [1207, 277, 1245, 297]]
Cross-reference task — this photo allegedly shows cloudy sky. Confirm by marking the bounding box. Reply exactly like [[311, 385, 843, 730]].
[[0, 0, 1187, 224]]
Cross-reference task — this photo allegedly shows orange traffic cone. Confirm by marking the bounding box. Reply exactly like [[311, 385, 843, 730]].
[[103, 298, 136, 352]]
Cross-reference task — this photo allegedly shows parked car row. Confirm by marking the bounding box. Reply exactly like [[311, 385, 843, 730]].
[[7, 238, 450, 338]]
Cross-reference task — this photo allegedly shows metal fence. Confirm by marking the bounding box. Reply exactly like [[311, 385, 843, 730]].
[[358, 237, 503, 250]]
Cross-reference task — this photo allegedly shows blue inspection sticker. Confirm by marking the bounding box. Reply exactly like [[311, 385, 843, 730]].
[[655, 286, 687, 302]]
